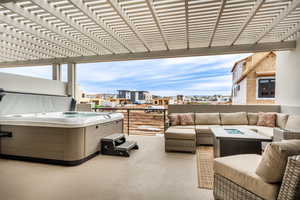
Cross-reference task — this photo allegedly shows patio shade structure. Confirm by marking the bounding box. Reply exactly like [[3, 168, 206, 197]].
[[0, 0, 299, 67]]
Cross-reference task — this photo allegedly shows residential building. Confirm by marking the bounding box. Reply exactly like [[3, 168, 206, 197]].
[[118, 90, 152, 104], [176, 95, 184, 104], [117, 90, 131, 99], [153, 97, 170, 105], [231, 52, 276, 105]]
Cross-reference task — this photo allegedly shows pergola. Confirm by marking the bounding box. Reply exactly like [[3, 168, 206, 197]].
[[0, 0, 299, 97]]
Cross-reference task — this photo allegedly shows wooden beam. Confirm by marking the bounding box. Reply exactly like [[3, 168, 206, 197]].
[[2, 2, 95, 55], [107, 0, 152, 51], [31, 0, 114, 54], [280, 22, 300, 41], [185, 0, 189, 49], [208, 0, 226, 47], [254, 0, 300, 43], [0, 24, 69, 58], [146, 0, 169, 50], [0, 5, 81, 57], [0, 48, 25, 61], [69, 0, 134, 53], [0, 41, 38, 60], [0, 41, 295, 68], [231, 0, 265, 45], [0, 33, 51, 58]]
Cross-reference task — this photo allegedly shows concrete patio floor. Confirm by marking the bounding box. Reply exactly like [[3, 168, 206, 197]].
[[0, 135, 213, 200]]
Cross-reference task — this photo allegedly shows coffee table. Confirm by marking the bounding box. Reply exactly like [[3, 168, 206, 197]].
[[211, 126, 272, 158]]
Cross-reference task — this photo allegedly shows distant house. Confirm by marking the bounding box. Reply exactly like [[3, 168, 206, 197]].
[[153, 97, 170, 105], [231, 52, 276, 105]]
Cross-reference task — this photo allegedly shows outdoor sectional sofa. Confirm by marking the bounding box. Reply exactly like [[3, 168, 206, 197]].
[[165, 109, 300, 153]]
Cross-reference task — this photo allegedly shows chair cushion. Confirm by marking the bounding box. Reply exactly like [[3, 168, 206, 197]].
[[285, 115, 300, 132], [214, 154, 280, 200], [248, 113, 258, 125], [257, 112, 276, 127], [178, 113, 194, 125], [195, 113, 220, 125], [165, 128, 196, 140], [220, 112, 248, 125], [256, 140, 300, 183], [276, 113, 289, 129]]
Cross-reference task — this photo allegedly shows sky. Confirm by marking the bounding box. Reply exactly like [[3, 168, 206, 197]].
[[0, 54, 250, 96]]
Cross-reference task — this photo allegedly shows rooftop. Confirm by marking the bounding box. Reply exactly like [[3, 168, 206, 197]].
[[0, 135, 213, 200]]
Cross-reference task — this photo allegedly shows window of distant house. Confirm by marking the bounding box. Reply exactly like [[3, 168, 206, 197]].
[[257, 78, 275, 99]]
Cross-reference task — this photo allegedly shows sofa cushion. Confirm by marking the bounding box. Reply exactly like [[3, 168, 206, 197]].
[[247, 113, 258, 125], [195, 125, 215, 134], [256, 140, 300, 183], [276, 113, 289, 129], [165, 127, 196, 140], [220, 112, 248, 125], [178, 113, 194, 125], [285, 115, 300, 132], [168, 114, 180, 126], [170, 125, 195, 129], [195, 113, 220, 125], [214, 154, 280, 200], [257, 112, 276, 127]]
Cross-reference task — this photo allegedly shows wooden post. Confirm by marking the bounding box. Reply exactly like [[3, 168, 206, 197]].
[[52, 63, 61, 81], [67, 63, 76, 99]]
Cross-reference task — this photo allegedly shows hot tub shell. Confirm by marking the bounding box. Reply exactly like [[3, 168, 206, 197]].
[[0, 118, 123, 165], [0, 91, 124, 165]]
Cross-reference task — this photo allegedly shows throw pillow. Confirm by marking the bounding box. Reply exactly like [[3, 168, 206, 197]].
[[256, 140, 300, 183], [285, 115, 300, 132], [257, 112, 276, 127], [178, 113, 194, 125], [168, 114, 180, 126], [276, 113, 289, 129]]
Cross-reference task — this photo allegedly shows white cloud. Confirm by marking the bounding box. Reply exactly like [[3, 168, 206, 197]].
[[0, 53, 251, 96], [160, 54, 250, 67], [188, 75, 232, 90]]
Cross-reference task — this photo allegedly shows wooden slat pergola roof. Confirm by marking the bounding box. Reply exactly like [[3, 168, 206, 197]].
[[0, 0, 299, 67]]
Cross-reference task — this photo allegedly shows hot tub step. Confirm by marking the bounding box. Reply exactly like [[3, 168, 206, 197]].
[[115, 141, 138, 151], [101, 134, 138, 157]]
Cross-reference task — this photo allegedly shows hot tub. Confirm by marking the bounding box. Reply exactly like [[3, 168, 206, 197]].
[[0, 91, 124, 166], [0, 112, 124, 165]]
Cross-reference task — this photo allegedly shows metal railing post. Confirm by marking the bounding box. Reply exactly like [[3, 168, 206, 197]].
[[163, 109, 166, 134], [127, 109, 130, 135]]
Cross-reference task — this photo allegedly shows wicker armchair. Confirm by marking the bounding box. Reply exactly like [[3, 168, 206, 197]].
[[273, 128, 300, 141], [214, 155, 300, 200]]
